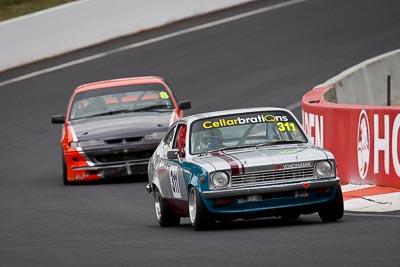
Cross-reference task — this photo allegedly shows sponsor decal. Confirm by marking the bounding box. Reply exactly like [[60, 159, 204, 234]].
[[169, 165, 181, 198], [302, 112, 324, 147], [372, 113, 400, 177], [355, 111, 400, 179], [202, 114, 288, 129], [74, 173, 88, 180], [282, 162, 313, 169], [275, 164, 283, 170], [357, 110, 370, 179], [295, 190, 309, 197]]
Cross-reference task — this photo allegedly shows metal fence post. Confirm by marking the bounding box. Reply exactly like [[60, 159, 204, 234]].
[[387, 74, 391, 106]]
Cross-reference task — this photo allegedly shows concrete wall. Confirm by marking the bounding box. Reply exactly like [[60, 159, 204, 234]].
[[302, 49, 400, 188], [0, 0, 255, 72], [324, 49, 400, 106]]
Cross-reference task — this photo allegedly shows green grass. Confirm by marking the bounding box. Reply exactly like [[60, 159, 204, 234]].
[[0, 0, 76, 22]]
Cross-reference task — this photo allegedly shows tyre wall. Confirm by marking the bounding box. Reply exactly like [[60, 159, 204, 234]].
[[302, 49, 400, 188]]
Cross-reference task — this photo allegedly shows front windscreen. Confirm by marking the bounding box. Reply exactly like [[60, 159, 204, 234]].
[[190, 111, 308, 154], [69, 83, 174, 120]]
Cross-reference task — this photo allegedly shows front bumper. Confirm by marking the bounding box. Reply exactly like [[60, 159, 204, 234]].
[[64, 142, 158, 181], [201, 178, 340, 215], [203, 178, 339, 199], [72, 159, 149, 177]]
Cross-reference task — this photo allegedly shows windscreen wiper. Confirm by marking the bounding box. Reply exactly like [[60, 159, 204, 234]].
[[198, 144, 256, 156], [219, 144, 256, 152], [77, 107, 144, 119], [256, 140, 306, 148], [130, 104, 172, 112], [79, 110, 127, 119]]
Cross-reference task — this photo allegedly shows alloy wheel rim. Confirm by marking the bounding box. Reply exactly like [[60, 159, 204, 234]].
[[155, 191, 162, 221], [189, 187, 197, 224]]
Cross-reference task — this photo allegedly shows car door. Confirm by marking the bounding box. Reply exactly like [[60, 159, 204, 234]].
[[162, 123, 189, 204], [152, 124, 176, 195]]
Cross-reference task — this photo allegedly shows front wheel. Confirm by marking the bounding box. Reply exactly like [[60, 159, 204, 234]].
[[188, 187, 214, 231], [154, 187, 180, 227], [318, 186, 344, 222]]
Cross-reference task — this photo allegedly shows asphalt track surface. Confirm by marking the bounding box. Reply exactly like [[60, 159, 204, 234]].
[[1, 0, 400, 266]]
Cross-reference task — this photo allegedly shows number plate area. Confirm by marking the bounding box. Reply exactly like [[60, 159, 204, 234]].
[[236, 190, 309, 203]]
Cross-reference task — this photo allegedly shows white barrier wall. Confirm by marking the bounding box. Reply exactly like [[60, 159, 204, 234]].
[[0, 0, 255, 72], [325, 49, 400, 105]]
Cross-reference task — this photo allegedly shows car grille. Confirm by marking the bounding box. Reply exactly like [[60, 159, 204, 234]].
[[94, 150, 154, 163], [105, 137, 142, 144], [231, 167, 315, 188]]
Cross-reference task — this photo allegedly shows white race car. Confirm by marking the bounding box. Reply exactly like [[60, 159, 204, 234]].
[[147, 107, 343, 230]]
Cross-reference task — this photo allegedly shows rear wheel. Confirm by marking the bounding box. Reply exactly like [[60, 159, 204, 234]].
[[154, 187, 180, 227], [318, 186, 344, 222], [189, 187, 214, 231]]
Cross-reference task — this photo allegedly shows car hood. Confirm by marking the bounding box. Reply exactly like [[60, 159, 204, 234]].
[[69, 112, 172, 140], [192, 145, 331, 174]]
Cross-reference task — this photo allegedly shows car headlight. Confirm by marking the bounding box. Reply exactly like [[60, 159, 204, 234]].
[[70, 139, 105, 148], [315, 160, 333, 178], [211, 171, 231, 188], [144, 132, 167, 140]]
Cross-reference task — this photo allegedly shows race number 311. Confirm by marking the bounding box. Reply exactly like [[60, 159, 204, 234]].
[[277, 122, 297, 132]]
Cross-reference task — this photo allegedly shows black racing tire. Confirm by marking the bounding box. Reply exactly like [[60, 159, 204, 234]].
[[153, 187, 180, 227], [188, 186, 214, 231], [280, 212, 300, 221], [318, 186, 344, 222], [62, 153, 72, 185]]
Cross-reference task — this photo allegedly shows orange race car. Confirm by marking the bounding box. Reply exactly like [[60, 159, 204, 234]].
[[51, 76, 191, 185]]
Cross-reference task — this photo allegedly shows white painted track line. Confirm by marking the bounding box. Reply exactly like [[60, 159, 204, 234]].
[[0, 0, 308, 89]]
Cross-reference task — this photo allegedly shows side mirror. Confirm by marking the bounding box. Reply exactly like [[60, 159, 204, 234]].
[[51, 115, 65, 124], [167, 149, 179, 160], [178, 100, 191, 110]]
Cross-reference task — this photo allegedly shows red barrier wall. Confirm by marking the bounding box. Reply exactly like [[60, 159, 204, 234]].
[[302, 86, 400, 188]]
